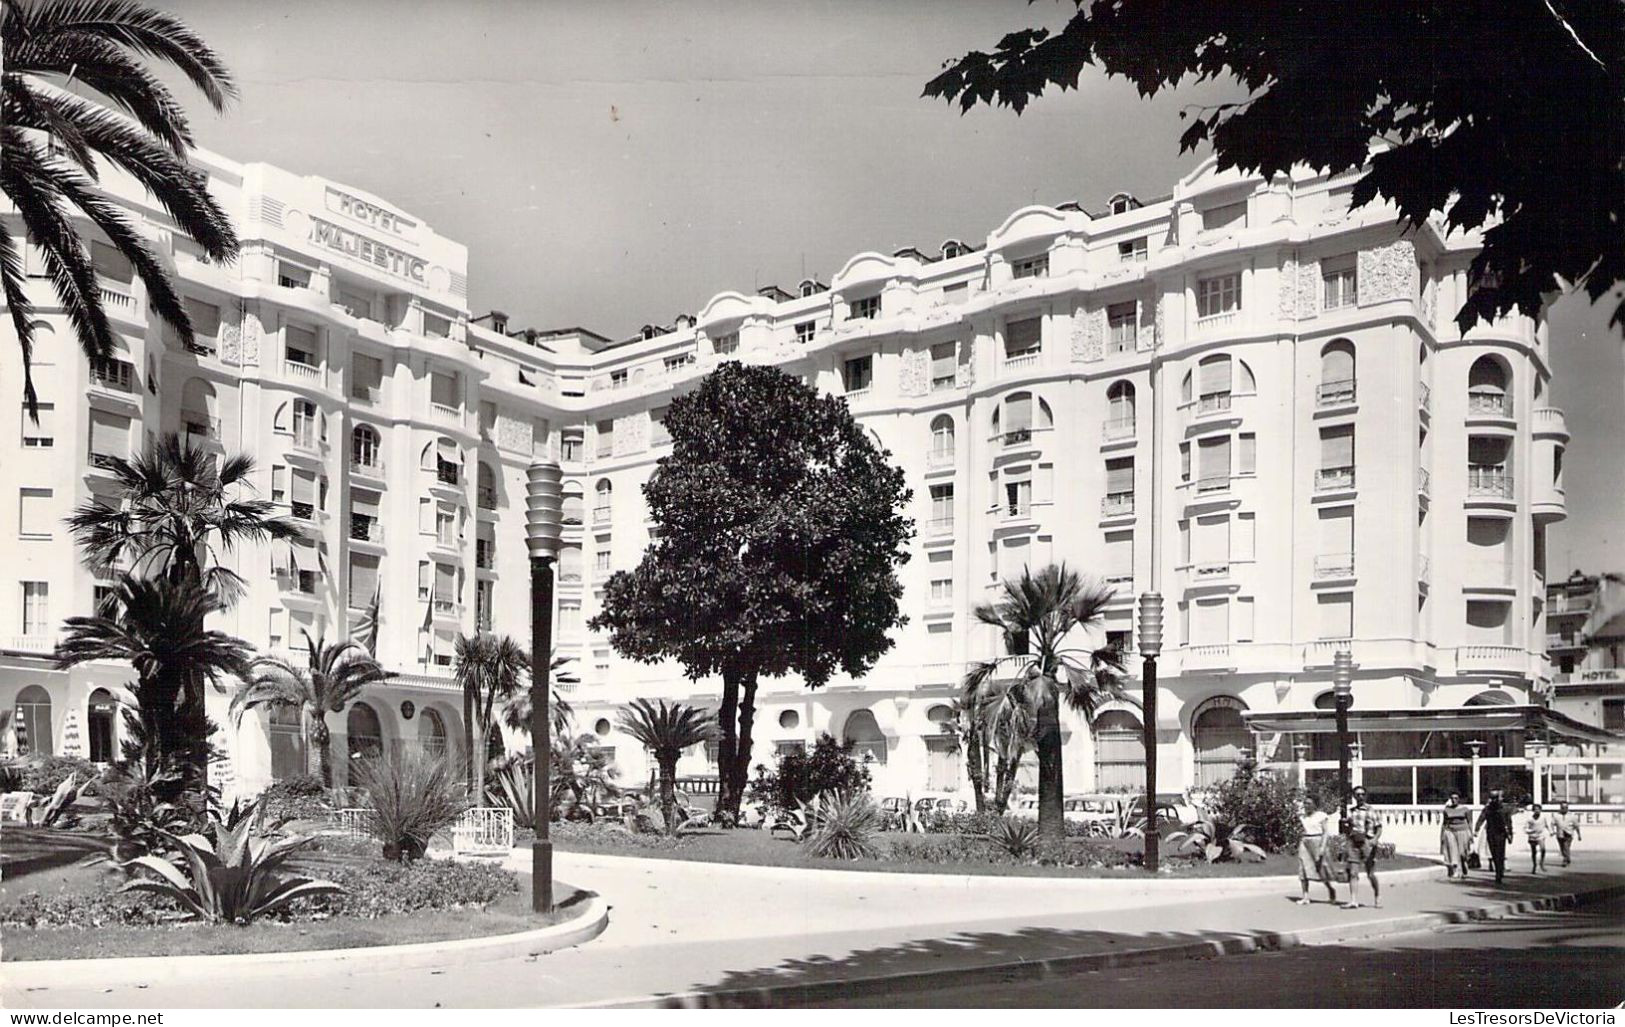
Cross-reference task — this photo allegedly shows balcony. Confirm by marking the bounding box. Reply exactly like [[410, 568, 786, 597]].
[[927, 448, 956, 470], [431, 402, 462, 425], [348, 515, 384, 545], [999, 501, 1033, 522], [1467, 391, 1513, 419], [1547, 632, 1585, 651], [1104, 573, 1134, 591], [1532, 407, 1569, 440], [1101, 416, 1135, 441], [1191, 561, 1231, 582], [1195, 474, 1232, 495], [478, 486, 498, 511], [1194, 310, 1238, 333], [1303, 639, 1353, 668], [1184, 643, 1234, 671], [434, 463, 462, 488], [182, 414, 220, 447], [290, 501, 316, 523], [1316, 379, 1357, 407], [592, 506, 612, 526], [290, 425, 324, 455], [431, 597, 463, 619], [350, 454, 386, 480], [1314, 552, 1355, 580], [283, 359, 322, 384], [1196, 392, 1233, 416], [931, 375, 956, 393], [1418, 381, 1431, 413], [924, 517, 955, 539], [88, 359, 135, 394], [1466, 468, 1513, 499], [1418, 466, 1431, 498], [97, 282, 136, 313], [1003, 351, 1040, 371], [475, 540, 495, 570], [1315, 466, 1355, 493], [1456, 644, 1526, 674], [351, 385, 382, 407], [1002, 428, 1033, 448], [1101, 492, 1135, 518], [87, 451, 125, 474]]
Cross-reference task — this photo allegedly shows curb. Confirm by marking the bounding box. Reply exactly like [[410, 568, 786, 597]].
[[552, 849, 1446, 893], [2, 892, 609, 988], [585, 883, 1625, 1009]]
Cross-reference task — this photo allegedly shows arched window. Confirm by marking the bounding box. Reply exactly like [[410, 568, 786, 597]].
[[560, 481, 583, 527], [87, 688, 117, 763], [842, 708, 887, 765], [1319, 340, 1356, 403], [593, 479, 613, 523], [352, 424, 381, 471], [1468, 355, 1511, 415], [929, 415, 955, 462], [1196, 355, 1232, 411], [1106, 381, 1136, 436], [1466, 689, 1516, 707], [993, 391, 1052, 444], [423, 438, 461, 485], [269, 705, 306, 780], [941, 240, 968, 259], [179, 377, 216, 442], [478, 463, 497, 510], [1181, 370, 1193, 404], [1092, 709, 1144, 791], [14, 685, 52, 757], [1191, 696, 1250, 788], [1237, 359, 1256, 393], [346, 702, 383, 784]]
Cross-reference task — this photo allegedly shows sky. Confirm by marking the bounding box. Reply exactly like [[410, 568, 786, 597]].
[[154, 0, 1622, 577]]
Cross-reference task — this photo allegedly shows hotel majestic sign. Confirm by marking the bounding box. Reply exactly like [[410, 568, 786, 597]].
[[307, 188, 428, 283]]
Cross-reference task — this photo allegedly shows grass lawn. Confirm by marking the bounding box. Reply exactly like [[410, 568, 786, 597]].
[[0, 827, 588, 962], [549, 825, 1434, 879]]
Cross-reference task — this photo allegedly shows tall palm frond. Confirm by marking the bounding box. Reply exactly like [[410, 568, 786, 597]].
[[616, 699, 717, 835], [3, 0, 240, 416], [500, 649, 578, 736], [453, 633, 529, 798]]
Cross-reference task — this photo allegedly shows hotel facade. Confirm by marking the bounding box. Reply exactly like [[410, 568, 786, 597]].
[[3, 146, 1609, 808]]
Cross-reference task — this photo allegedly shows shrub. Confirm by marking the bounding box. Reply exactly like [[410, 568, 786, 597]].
[[1034, 837, 1138, 868], [759, 735, 871, 813], [992, 818, 1039, 859], [881, 833, 999, 864], [550, 818, 683, 851], [487, 758, 535, 831], [1165, 819, 1267, 863], [294, 858, 518, 918], [11, 755, 103, 796], [256, 774, 332, 822], [801, 790, 881, 860], [354, 748, 469, 861], [0, 890, 177, 929], [1206, 759, 1304, 853], [119, 802, 345, 925], [100, 763, 205, 864], [921, 809, 1097, 838]]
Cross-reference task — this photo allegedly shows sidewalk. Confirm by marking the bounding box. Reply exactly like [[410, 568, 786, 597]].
[[5, 849, 1620, 1008]]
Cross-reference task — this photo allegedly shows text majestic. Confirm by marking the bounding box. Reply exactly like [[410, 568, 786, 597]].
[[309, 217, 427, 283]]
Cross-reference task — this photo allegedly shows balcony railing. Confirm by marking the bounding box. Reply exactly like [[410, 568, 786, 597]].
[[1185, 643, 1233, 666], [431, 402, 461, 424], [925, 517, 955, 538], [1001, 501, 1032, 520], [351, 385, 381, 406], [931, 375, 956, 393], [927, 448, 955, 469], [592, 506, 612, 526], [1193, 562, 1231, 580], [1195, 310, 1238, 331], [1102, 416, 1135, 441], [350, 454, 385, 477], [475, 541, 494, 570], [1314, 552, 1355, 579], [290, 501, 315, 522], [1547, 633, 1583, 650], [1418, 381, 1431, 412], [1196, 392, 1233, 415], [349, 515, 383, 543], [284, 359, 322, 383], [1418, 466, 1431, 496], [432, 597, 462, 616], [291, 425, 323, 453], [88, 451, 124, 471], [1195, 474, 1231, 494], [1467, 391, 1513, 417], [1003, 351, 1040, 370], [89, 359, 134, 392], [1316, 379, 1356, 406], [1104, 573, 1134, 589], [1315, 466, 1355, 492], [1467, 468, 1513, 498], [1457, 645, 1525, 672], [1101, 492, 1135, 517], [1303, 639, 1353, 667], [435, 463, 461, 487], [478, 486, 498, 511]]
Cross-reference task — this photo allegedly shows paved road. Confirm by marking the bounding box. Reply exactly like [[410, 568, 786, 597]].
[[813, 894, 1625, 1008]]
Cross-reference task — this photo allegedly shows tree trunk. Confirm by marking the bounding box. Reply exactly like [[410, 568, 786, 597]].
[[1035, 680, 1065, 846], [462, 686, 476, 798], [658, 758, 678, 837], [965, 723, 988, 813], [724, 672, 759, 818], [312, 719, 332, 787], [715, 670, 741, 816]]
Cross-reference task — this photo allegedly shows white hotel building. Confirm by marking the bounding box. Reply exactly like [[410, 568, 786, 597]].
[[3, 146, 1610, 807]]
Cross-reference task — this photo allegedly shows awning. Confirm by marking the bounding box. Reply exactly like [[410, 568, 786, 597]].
[[1242, 704, 1622, 746]]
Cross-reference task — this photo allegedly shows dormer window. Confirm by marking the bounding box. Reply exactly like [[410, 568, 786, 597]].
[[714, 332, 739, 355], [1109, 194, 1137, 216], [1117, 237, 1148, 263], [610, 369, 628, 389], [1012, 254, 1049, 279], [798, 280, 826, 298], [849, 296, 881, 320], [795, 321, 817, 345]]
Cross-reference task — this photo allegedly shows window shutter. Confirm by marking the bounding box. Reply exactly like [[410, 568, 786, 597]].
[[1198, 436, 1231, 478], [931, 342, 956, 380], [19, 489, 52, 536], [1320, 426, 1355, 468], [1322, 344, 1354, 383], [1006, 318, 1041, 352], [88, 410, 130, 457], [355, 354, 383, 389], [1317, 593, 1354, 639], [1105, 531, 1133, 577], [1005, 394, 1033, 432], [351, 489, 380, 517], [1105, 457, 1134, 494], [349, 556, 379, 604], [291, 470, 315, 504], [1180, 443, 1191, 480], [91, 240, 134, 283], [1235, 513, 1256, 561], [184, 298, 221, 337], [24, 402, 54, 440], [1319, 508, 1354, 551], [1194, 598, 1229, 644], [1034, 464, 1054, 504], [434, 563, 456, 600], [430, 371, 457, 407], [1239, 433, 1256, 474], [1198, 356, 1231, 394], [286, 325, 317, 353], [1235, 598, 1255, 642], [1194, 515, 1229, 565]]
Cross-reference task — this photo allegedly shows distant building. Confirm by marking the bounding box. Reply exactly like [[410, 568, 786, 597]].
[[1, 146, 1613, 804], [1547, 572, 1625, 802]]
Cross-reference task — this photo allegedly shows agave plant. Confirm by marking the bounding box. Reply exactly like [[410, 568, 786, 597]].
[[486, 756, 535, 831], [800, 790, 881, 860], [355, 746, 469, 861], [991, 817, 1040, 859], [118, 801, 343, 925], [1165, 818, 1267, 863]]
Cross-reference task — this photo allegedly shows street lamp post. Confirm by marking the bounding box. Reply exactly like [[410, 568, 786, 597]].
[[1137, 592, 1163, 874], [525, 461, 563, 913], [1332, 649, 1354, 820]]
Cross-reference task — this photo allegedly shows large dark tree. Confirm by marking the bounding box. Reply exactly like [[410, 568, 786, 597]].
[[591, 362, 914, 817], [925, 1, 1624, 331], [2, 0, 241, 415]]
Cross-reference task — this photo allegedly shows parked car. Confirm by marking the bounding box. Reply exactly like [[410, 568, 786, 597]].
[[1010, 796, 1039, 820], [1062, 795, 1120, 829], [913, 795, 968, 816]]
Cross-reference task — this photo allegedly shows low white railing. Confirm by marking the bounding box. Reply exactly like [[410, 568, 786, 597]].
[[1314, 552, 1355, 579], [1102, 416, 1135, 441], [1101, 492, 1134, 517], [453, 807, 514, 857], [284, 359, 322, 384], [1003, 352, 1040, 370]]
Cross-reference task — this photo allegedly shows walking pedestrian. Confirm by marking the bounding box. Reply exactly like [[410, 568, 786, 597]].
[[1440, 791, 1474, 878], [1341, 786, 1383, 909], [1554, 801, 1582, 866], [1524, 802, 1552, 873], [1475, 789, 1514, 885], [1296, 796, 1337, 905]]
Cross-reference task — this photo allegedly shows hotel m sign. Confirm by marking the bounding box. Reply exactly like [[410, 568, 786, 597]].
[[308, 187, 428, 283]]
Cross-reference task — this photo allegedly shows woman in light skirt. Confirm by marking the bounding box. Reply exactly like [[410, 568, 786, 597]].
[[1296, 796, 1337, 905], [1440, 791, 1474, 878]]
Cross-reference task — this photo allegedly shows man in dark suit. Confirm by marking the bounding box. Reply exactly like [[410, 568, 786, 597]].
[[1475, 789, 1515, 885]]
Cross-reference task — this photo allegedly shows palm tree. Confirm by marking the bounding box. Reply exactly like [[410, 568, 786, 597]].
[[453, 633, 529, 800], [232, 630, 393, 786], [616, 699, 718, 835], [965, 563, 1129, 845], [500, 648, 578, 739], [2, 0, 240, 416], [66, 432, 303, 605], [55, 574, 252, 776]]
